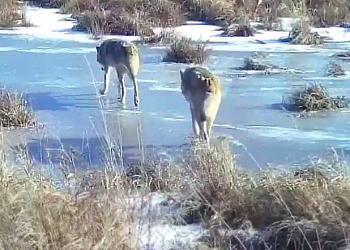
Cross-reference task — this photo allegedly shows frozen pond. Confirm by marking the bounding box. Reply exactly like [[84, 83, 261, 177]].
[[2, 11, 350, 171]]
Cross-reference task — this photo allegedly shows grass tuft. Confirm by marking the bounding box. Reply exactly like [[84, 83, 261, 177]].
[[327, 61, 346, 77], [288, 22, 323, 45], [163, 37, 212, 64], [0, 86, 36, 128], [286, 83, 348, 112]]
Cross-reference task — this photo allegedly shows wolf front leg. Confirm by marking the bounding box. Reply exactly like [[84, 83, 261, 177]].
[[100, 66, 112, 95]]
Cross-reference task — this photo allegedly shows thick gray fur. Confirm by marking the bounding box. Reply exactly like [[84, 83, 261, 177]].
[[96, 39, 140, 107]]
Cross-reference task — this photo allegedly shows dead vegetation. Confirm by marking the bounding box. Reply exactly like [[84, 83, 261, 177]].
[[5, 131, 350, 249], [139, 29, 175, 44], [238, 58, 274, 71], [288, 22, 323, 45], [170, 141, 350, 249], [0, 0, 30, 28], [222, 23, 255, 37], [0, 87, 36, 128], [163, 37, 212, 64], [62, 0, 185, 38], [286, 83, 348, 112], [231, 53, 285, 72], [0, 154, 137, 249], [327, 61, 346, 77]]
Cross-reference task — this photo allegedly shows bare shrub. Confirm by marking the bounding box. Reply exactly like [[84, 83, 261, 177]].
[[327, 61, 346, 77], [163, 37, 212, 64], [288, 22, 323, 45], [0, 87, 36, 128], [286, 83, 348, 112]]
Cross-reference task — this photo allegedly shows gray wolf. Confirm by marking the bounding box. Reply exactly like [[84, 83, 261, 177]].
[[180, 66, 222, 145], [96, 39, 140, 107]]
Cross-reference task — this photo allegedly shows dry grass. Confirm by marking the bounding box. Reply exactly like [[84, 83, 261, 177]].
[[62, 0, 185, 38], [0, 0, 30, 28], [5, 130, 350, 249], [288, 22, 323, 45], [173, 141, 350, 249], [139, 29, 175, 44], [181, 0, 237, 26], [286, 83, 348, 112], [327, 61, 346, 77], [163, 37, 212, 64], [48, 0, 350, 40], [0, 135, 141, 250], [0, 87, 36, 128], [0, 164, 138, 249]]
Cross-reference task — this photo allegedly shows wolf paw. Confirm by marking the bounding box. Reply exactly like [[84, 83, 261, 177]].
[[99, 89, 106, 96]]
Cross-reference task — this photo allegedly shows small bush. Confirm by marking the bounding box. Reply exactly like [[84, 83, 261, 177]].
[[327, 61, 346, 77], [287, 83, 348, 112], [288, 22, 323, 45], [222, 23, 255, 37], [0, 87, 36, 128], [163, 37, 212, 64]]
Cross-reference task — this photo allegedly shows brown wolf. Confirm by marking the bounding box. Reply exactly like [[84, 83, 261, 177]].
[[96, 39, 140, 107], [180, 66, 222, 144]]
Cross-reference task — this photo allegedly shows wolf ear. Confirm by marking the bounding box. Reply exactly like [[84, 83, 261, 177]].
[[180, 69, 185, 81]]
